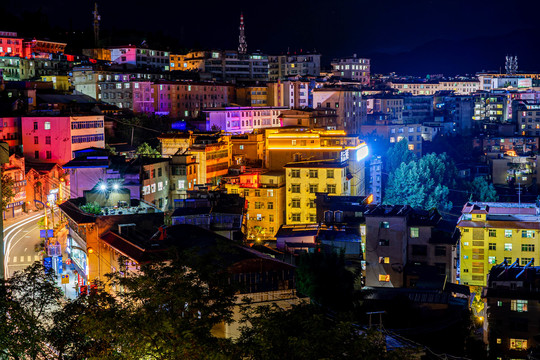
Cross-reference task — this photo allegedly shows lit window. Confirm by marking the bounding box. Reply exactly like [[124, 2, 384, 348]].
[[379, 257, 390, 264], [496, 338, 501, 344], [488, 256, 496, 264], [510, 338, 527, 350], [410, 227, 419, 238], [497, 301, 503, 307], [511, 300, 528, 312], [44, 122, 51, 130], [381, 221, 390, 229], [522, 230, 534, 238], [505, 229, 512, 237], [378, 274, 390, 282], [504, 243, 512, 251]]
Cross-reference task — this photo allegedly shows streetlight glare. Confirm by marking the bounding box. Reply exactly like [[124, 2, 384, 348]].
[[113, 184, 119, 190], [99, 184, 107, 191]]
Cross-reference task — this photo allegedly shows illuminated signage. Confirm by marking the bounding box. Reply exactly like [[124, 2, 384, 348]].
[[356, 144, 369, 161]]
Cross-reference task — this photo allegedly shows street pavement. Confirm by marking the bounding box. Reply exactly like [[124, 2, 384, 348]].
[[3, 209, 79, 299]]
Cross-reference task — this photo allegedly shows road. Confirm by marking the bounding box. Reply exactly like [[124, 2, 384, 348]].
[[3, 212, 45, 278]]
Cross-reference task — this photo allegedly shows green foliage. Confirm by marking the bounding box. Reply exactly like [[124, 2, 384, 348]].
[[0, 262, 63, 359], [136, 142, 160, 158], [237, 304, 417, 360], [384, 152, 458, 212], [1, 173, 15, 212], [80, 201, 102, 215], [468, 177, 498, 202], [105, 144, 118, 155], [296, 250, 356, 311], [386, 138, 416, 173]]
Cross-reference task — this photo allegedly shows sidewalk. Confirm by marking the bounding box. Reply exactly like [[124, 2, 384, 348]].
[[3, 209, 44, 229]]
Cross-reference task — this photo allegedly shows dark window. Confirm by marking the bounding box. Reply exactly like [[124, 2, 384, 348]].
[[45, 136, 51, 145], [34, 136, 38, 144], [33, 122, 38, 130], [46, 151, 51, 159], [435, 246, 447, 256], [379, 239, 389, 246], [158, 167, 162, 177], [412, 245, 427, 256], [34, 150, 39, 159]]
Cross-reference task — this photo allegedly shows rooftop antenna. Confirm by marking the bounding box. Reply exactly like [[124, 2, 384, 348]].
[[238, 12, 247, 54], [93, 3, 101, 47]]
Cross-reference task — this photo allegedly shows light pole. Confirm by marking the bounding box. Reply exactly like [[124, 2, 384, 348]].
[[0, 142, 9, 280]]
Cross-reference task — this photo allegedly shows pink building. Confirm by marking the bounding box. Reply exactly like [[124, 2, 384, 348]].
[[0, 117, 21, 153], [204, 106, 288, 134], [0, 31, 24, 57], [2, 154, 26, 219], [21, 116, 105, 165]]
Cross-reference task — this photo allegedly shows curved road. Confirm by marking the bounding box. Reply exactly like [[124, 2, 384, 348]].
[[3, 212, 46, 278]]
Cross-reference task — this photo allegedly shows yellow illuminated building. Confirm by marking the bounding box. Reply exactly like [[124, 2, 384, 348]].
[[41, 75, 71, 91], [284, 160, 350, 225], [457, 202, 540, 287], [169, 51, 206, 72], [236, 86, 268, 107], [224, 171, 286, 242], [265, 128, 368, 196]]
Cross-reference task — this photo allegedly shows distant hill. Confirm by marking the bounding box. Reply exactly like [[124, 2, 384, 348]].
[[368, 28, 540, 76]]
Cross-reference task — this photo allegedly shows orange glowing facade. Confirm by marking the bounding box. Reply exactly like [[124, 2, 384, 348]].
[[0, 32, 23, 57]]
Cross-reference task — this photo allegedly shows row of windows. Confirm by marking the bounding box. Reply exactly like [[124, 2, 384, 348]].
[[71, 134, 104, 144], [71, 121, 104, 130], [289, 184, 336, 194], [290, 213, 317, 222], [464, 228, 535, 238]]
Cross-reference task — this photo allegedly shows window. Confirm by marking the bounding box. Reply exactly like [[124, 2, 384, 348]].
[[269, 215, 274, 222], [71, 134, 105, 144], [267, 202, 274, 210], [327, 184, 336, 194], [34, 151, 39, 159], [435, 246, 446, 256], [522, 230, 534, 238], [33, 122, 38, 130], [255, 202, 263, 209], [504, 257, 512, 263], [510, 300, 528, 312], [44, 121, 51, 130], [379, 239, 389, 246], [309, 170, 318, 178], [412, 245, 427, 256], [267, 189, 274, 197], [379, 257, 390, 264], [488, 243, 496, 250], [158, 168, 162, 177], [510, 339, 527, 350], [254, 190, 260, 197], [309, 199, 316, 208], [309, 184, 318, 193], [178, 180, 185, 189], [239, 145, 244, 150], [45, 136, 51, 145], [410, 227, 419, 238], [243, 189, 250, 197], [497, 301, 503, 307], [46, 151, 51, 159], [291, 184, 300, 193], [291, 199, 300, 208], [488, 256, 497, 264], [327, 169, 334, 179], [488, 229, 497, 237], [34, 136, 38, 144], [378, 274, 390, 282], [292, 213, 301, 222], [504, 243, 512, 251], [381, 221, 390, 229], [505, 229, 512, 237], [291, 169, 300, 178], [522, 258, 534, 265], [496, 338, 501, 344], [309, 214, 317, 222]]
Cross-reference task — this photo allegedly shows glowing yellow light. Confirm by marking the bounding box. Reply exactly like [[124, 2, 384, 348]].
[[87, 247, 94, 254]]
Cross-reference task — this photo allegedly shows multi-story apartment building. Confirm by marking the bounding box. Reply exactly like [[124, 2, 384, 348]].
[[231, 132, 265, 165], [267, 80, 313, 108], [2, 154, 26, 219], [457, 202, 540, 287], [265, 128, 368, 196], [438, 80, 480, 94], [204, 106, 287, 133], [313, 87, 366, 134], [484, 263, 540, 360], [21, 116, 105, 164], [23, 39, 67, 58], [388, 80, 441, 96], [169, 51, 206, 72], [236, 86, 268, 107], [388, 123, 436, 155], [433, 95, 474, 135], [366, 95, 404, 123], [402, 94, 434, 124], [152, 81, 235, 118], [472, 92, 509, 123], [368, 156, 383, 204], [331, 55, 370, 85], [109, 45, 170, 71], [478, 75, 532, 91], [284, 160, 350, 225], [0, 117, 21, 153], [169, 152, 198, 201], [224, 170, 286, 241], [189, 137, 233, 186], [268, 53, 321, 80], [364, 205, 458, 288], [278, 109, 339, 129], [0, 31, 23, 57], [100, 81, 154, 113], [514, 100, 540, 136]]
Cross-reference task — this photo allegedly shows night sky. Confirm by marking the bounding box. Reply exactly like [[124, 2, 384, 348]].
[[4, 0, 540, 75]]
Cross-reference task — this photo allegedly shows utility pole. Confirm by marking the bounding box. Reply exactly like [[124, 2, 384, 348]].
[[0, 142, 10, 279]]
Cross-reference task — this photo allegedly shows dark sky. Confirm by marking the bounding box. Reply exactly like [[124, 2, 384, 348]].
[[4, 0, 540, 74]]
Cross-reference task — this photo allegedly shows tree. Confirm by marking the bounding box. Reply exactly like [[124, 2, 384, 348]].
[[0, 262, 63, 360], [1, 173, 15, 212], [469, 177, 498, 202], [386, 138, 416, 173], [384, 152, 457, 212], [296, 250, 356, 312], [136, 142, 160, 158], [237, 304, 417, 360]]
